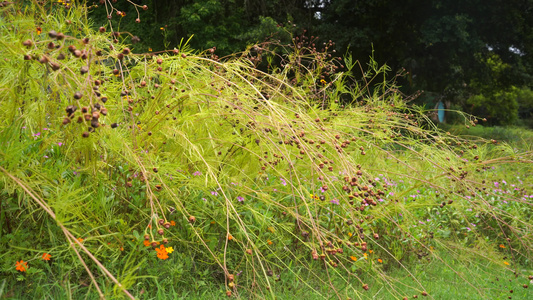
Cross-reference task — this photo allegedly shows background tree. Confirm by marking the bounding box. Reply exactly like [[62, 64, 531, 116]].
[[89, 0, 533, 124]]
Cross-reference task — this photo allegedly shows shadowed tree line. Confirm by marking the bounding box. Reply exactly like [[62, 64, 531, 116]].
[[89, 0, 533, 125]]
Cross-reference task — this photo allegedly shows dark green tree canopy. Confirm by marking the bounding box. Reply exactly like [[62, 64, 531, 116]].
[[89, 0, 533, 123]]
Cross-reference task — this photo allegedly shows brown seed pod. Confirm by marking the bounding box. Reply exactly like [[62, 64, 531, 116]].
[[84, 114, 91, 121], [188, 216, 196, 223], [73, 91, 83, 99], [157, 229, 164, 235], [50, 62, 61, 71], [90, 118, 99, 128], [48, 30, 58, 38], [80, 66, 89, 75], [22, 39, 33, 47], [144, 234, 150, 240], [111, 123, 118, 128], [62, 117, 71, 125], [82, 131, 90, 138], [38, 56, 49, 64], [122, 48, 130, 55], [246, 249, 252, 255], [228, 274, 234, 282]]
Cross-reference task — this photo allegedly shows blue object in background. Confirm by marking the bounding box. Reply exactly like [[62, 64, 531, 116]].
[[437, 101, 445, 123]]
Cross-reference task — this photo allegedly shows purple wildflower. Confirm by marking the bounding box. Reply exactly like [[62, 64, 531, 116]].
[[330, 198, 339, 205], [237, 196, 244, 202]]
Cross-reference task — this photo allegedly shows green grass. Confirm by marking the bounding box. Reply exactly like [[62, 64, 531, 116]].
[[0, 1, 532, 299]]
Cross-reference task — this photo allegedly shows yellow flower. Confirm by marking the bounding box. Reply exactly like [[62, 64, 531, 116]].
[[267, 227, 275, 233], [160, 27, 164, 31], [503, 261, 510, 266], [149, 48, 152, 52], [36, 27, 42, 34], [363, 253, 368, 259], [166, 246, 174, 254], [348, 232, 352, 237], [320, 79, 327, 84]]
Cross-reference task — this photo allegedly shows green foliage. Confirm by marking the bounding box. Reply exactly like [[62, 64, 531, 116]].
[[0, 1, 532, 299], [466, 91, 519, 125]]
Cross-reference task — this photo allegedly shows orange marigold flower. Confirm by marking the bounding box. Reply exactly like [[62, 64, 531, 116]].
[[170, 221, 176, 226], [42, 253, 51, 261], [368, 249, 373, 254], [267, 239, 273, 245], [503, 261, 510, 266], [377, 258, 383, 263], [16, 260, 28, 272], [350, 256, 357, 261], [499, 244, 506, 248], [36, 27, 42, 35], [156, 245, 169, 260], [77, 237, 84, 243], [228, 234, 233, 241], [143, 240, 150, 247]]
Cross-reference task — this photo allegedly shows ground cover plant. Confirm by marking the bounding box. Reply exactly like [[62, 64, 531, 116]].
[[0, 1, 532, 299]]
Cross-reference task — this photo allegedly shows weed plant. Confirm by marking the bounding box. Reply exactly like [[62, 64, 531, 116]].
[[0, 1, 532, 299]]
